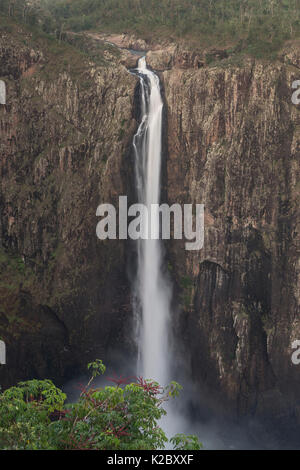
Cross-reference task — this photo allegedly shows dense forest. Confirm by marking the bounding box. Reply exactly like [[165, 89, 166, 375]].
[[1, 0, 300, 56]]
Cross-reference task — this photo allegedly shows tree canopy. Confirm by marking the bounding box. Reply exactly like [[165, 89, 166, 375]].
[[0, 360, 202, 450]]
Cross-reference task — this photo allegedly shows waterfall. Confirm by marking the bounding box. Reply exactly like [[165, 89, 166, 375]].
[[132, 57, 172, 385]]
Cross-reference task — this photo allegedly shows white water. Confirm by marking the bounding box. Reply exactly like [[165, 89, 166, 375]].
[[132, 57, 172, 385]]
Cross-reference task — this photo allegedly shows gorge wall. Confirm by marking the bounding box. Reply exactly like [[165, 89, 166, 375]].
[[0, 26, 138, 387], [0, 24, 300, 438], [158, 49, 300, 434]]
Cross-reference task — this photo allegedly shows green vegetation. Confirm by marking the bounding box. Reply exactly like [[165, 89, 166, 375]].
[[0, 247, 39, 338], [0, 0, 41, 27], [180, 275, 194, 309], [1, 1, 300, 58], [0, 3, 119, 71], [35, 0, 300, 58], [0, 360, 202, 450]]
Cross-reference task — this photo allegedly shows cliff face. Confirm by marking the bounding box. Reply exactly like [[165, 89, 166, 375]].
[[1, 23, 300, 435], [160, 53, 300, 428], [0, 26, 138, 386]]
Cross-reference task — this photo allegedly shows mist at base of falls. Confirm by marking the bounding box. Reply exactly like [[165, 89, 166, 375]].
[[63, 362, 300, 450]]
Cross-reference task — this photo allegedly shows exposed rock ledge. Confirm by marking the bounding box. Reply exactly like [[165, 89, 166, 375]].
[[87, 32, 149, 51]]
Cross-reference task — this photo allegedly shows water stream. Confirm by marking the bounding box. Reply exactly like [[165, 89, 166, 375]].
[[132, 57, 172, 386]]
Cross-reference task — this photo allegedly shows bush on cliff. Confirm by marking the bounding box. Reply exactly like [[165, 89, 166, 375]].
[[0, 360, 202, 450]]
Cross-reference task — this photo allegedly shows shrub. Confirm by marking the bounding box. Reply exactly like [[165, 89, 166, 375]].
[[0, 360, 202, 450]]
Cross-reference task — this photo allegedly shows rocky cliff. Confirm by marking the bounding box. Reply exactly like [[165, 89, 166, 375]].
[[158, 49, 300, 436], [0, 24, 138, 387], [1, 23, 300, 441]]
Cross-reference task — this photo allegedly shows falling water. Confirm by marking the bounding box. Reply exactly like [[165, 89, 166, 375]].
[[132, 57, 172, 385]]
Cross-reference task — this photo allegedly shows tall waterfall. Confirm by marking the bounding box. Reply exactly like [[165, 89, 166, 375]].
[[132, 57, 172, 385]]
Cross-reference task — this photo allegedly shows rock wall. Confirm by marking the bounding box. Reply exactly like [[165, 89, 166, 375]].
[[161, 53, 300, 429], [0, 27, 138, 387]]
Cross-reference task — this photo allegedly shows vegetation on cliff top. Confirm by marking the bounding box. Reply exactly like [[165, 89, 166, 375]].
[[0, 2, 119, 69], [1, 0, 299, 58], [0, 360, 202, 450], [1, 1, 300, 59]]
